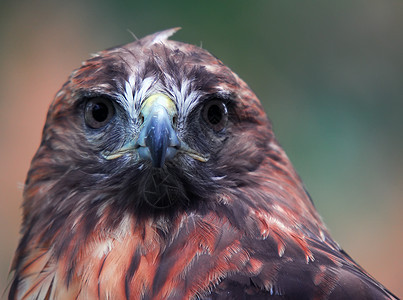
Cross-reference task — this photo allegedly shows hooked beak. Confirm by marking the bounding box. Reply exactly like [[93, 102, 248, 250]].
[[137, 94, 180, 167], [103, 94, 209, 167]]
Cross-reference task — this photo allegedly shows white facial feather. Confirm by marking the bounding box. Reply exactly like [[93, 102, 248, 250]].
[[123, 73, 203, 126]]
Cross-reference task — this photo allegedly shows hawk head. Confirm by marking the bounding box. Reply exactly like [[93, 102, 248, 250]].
[[24, 28, 277, 221]]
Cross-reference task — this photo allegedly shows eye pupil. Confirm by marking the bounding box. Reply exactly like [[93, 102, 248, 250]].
[[92, 102, 109, 122], [84, 97, 115, 129], [202, 99, 228, 132], [207, 105, 223, 125]]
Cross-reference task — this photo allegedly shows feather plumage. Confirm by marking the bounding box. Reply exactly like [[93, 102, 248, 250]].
[[9, 29, 397, 299]]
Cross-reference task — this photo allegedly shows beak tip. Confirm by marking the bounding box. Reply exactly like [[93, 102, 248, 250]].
[[150, 149, 166, 168]]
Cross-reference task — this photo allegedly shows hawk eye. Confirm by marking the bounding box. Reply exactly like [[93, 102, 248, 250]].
[[202, 99, 228, 132], [84, 97, 115, 129]]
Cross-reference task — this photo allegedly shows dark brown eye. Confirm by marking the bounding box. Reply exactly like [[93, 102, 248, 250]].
[[84, 97, 115, 129], [202, 99, 228, 132]]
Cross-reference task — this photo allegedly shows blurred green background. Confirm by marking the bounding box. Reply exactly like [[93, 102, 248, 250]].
[[1, 0, 402, 297]]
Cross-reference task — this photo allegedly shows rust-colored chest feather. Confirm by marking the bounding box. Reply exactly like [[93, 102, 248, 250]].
[[11, 212, 253, 299], [10, 202, 325, 299]]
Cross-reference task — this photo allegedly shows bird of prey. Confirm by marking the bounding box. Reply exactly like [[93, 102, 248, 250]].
[[9, 28, 397, 299]]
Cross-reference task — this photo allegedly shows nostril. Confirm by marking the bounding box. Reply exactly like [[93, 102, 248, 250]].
[[139, 114, 145, 125], [172, 115, 178, 128]]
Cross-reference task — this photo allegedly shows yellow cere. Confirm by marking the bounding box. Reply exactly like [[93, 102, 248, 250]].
[[141, 94, 177, 118]]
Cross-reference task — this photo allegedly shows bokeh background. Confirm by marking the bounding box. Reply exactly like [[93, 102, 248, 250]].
[[1, 0, 402, 297]]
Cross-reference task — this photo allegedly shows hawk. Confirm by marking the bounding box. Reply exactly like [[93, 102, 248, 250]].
[[9, 28, 397, 299]]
